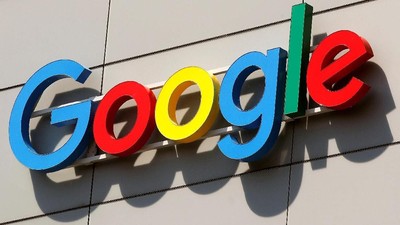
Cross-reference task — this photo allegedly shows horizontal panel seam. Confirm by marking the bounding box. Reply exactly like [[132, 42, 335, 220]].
[[0, 0, 376, 92], [97, 0, 376, 68], [1, 136, 396, 225]]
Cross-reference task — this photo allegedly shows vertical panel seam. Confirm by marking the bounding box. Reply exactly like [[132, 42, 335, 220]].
[[0, 0, 375, 92], [86, 164, 96, 225], [100, 0, 112, 95], [286, 122, 296, 225], [87, 0, 112, 224], [1, 139, 397, 224]]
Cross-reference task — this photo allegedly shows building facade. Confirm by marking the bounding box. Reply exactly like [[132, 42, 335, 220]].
[[0, 0, 398, 224]]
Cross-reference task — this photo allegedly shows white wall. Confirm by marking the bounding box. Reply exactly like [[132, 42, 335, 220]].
[[1, 0, 398, 224]]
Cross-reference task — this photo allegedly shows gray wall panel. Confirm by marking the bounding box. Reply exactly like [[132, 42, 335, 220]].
[[306, 0, 369, 12], [293, 0, 400, 162], [90, 167, 290, 225], [0, 0, 397, 224], [11, 208, 88, 225], [0, 88, 93, 223], [105, 0, 300, 62], [90, 122, 293, 204], [0, 0, 109, 89], [288, 145, 400, 225], [102, 21, 291, 93]]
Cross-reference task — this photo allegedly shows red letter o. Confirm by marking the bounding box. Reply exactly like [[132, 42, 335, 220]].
[[93, 81, 156, 156]]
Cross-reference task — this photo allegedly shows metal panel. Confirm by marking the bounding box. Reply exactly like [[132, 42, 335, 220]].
[[305, 0, 369, 12], [90, 122, 293, 204], [10, 208, 88, 225], [105, 0, 300, 62], [0, 88, 93, 223], [0, 0, 109, 89], [90, 167, 290, 225], [288, 145, 400, 225], [293, 0, 400, 163], [102, 21, 292, 93]]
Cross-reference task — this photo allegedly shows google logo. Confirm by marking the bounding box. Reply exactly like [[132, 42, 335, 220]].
[[8, 3, 374, 172]]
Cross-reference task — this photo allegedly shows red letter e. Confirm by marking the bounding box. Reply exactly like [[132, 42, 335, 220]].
[[307, 30, 373, 109]]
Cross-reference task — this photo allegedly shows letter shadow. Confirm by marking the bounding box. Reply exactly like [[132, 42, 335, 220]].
[[29, 88, 100, 222], [229, 70, 300, 217], [27, 71, 312, 221], [90, 69, 300, 218], [90, 85, 239, 210], [295, 62, 395, 170], [239, 122, 297, 217]]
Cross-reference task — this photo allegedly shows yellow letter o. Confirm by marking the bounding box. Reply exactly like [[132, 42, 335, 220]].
[[155, 67, 220, 143]]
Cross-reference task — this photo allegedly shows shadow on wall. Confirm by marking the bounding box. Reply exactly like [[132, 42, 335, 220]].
[[295, 62, 394, 169], [286, 61, 394, 211], [239, 123, 294, 217], [29, 88, 100, 222], [87, 84, 241, 210], [27, 60, 393, 222], [232, 61, 395, 216]]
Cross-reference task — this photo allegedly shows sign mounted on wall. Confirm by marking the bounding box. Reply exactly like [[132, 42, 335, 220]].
[[8, 3, 374, 172]]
